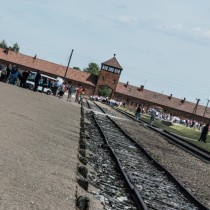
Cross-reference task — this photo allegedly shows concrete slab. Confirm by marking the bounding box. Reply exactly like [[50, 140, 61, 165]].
[[0, 83, 80, 210]]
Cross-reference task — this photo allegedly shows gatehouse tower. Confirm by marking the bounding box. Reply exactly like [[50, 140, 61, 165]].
[[94, 54, 123, 98]]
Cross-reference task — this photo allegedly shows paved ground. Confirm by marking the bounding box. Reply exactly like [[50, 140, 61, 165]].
[[0, 83, 81, 210]]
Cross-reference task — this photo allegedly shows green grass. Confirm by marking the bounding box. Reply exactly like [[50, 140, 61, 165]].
[[116, 107, 210, 152]]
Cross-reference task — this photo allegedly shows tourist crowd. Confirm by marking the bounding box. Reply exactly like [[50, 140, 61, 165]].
[[0, 63, 86, 103], [90, 95, 207, 133]]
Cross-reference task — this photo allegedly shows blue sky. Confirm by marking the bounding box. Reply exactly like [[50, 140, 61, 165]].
[[1, 0, 210, 105]]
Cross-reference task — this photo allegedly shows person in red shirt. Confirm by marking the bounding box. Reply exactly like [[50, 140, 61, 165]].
[[75, 85, 82, 103]]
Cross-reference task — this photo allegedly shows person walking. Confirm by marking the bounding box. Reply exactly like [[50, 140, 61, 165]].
[[198, 123, 209, 143], [149, 107, 156, 126], [135, 104, 141, 121], [75, 85, 82, 103], [67, 82, 75, 102], [78, 88, 85, 104], [33, 70, 41, 91]]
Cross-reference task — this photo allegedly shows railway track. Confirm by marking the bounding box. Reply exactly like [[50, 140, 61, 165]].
[[86, 100, 209, 210], [111, 106, 210, 163]]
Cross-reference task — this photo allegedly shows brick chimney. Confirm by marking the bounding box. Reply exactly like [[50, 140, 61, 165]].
[[125, 81, 129, 87], [181, 97, 186, 103], [3, 48, 9, 54], [169, 94, 172, 100], [139, 85, 144, 91]]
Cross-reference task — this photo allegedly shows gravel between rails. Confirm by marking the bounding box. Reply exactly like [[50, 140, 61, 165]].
[[94, 102, 210, 208]]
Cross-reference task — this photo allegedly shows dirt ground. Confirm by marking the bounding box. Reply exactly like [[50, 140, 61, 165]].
[[0, 83, 81, 210]]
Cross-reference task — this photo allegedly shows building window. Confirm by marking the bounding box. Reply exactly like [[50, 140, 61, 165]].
[[112, 79, 116, 84], [101, 76, 105, 80]]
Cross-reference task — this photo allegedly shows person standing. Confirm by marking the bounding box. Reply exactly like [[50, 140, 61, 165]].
[[20, 70, 29, 88], [48, 79, 53, 89], [33, 70, 41, 91], [198, 123, 209, 143], [122, 101, 126, 110], [150, 107, 156, 126], [0, 66, 6, 82], [57, 82, 66, 99], [9, 67, 19, 85], [5, 64, 12, 82], [135, 104, 141, 121], [41, 77, 47, 92], [52, 80, 58, 96]]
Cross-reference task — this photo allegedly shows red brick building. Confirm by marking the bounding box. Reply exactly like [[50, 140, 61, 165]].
[[0, 48, 209, 122], [94, 54, 123, 98]]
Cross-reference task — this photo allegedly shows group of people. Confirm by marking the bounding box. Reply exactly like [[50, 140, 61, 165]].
[[0, 64, 30, 87], [33, 70, 86, 103], [56, 82, 85, 104], [134, 105, 156, 125], [0, 63, 86, 104], [133, 105, 209, 142]]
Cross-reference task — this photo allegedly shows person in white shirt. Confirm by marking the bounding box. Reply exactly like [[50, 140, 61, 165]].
[[150, 108, 156, 126]]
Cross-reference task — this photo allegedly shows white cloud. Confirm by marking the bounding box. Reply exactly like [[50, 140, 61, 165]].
[[104, 15, 138, 26], [156, 23, 210, 40], [105, 15, 210, 41]]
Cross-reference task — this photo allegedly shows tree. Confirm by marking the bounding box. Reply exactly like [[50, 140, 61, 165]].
[[98, 86, 112, 97], [0, 40, 20, 52], [0, 40, 8, 49], [73, 67, 81, 71], [83, 62, 100, 76], [10, 42, 20, 52]]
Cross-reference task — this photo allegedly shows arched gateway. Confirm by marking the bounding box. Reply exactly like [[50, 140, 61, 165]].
[[94, 54, 123, 98]]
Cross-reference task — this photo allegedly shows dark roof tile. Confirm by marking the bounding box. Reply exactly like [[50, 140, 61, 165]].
[[116, 82, 210, 118], [102, 56, 123, 69]]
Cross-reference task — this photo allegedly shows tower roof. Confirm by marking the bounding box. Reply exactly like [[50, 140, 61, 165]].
[[102, 54, 123, 70]]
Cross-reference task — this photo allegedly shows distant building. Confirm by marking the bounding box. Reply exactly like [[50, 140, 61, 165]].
[[0, 48, 209, 122]]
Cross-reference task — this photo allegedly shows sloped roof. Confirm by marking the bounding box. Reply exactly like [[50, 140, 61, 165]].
[[1, 48, 209, 119], [116, 82, 210, 118], [102, 56, 123, 70], [0, 48, 97, 86]]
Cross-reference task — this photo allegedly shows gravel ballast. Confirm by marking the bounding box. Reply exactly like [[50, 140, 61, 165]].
[[111, 115, 210, 208]]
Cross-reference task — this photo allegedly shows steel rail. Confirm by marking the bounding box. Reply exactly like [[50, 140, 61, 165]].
[[150, 126, 210, 163], [87, 101, 210, 210], [86, 100, 147, 209], [93, 114, 148, 210], [107, 115, 210, 210], [113, 107, 210, 163], [164, 130, 210, 156]]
